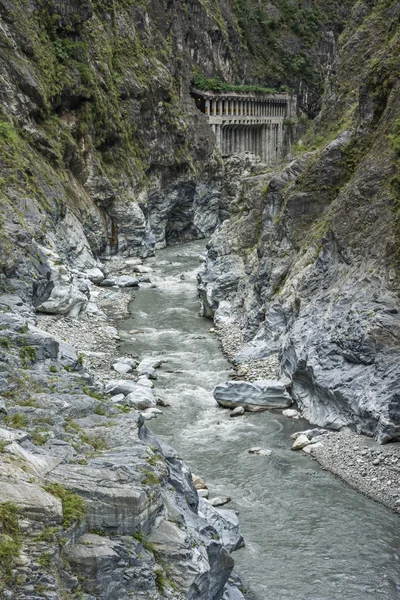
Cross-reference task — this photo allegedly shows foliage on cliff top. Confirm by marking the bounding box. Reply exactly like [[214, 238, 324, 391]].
[[192, 73, 287, 95], [232, 0, 354, 114]]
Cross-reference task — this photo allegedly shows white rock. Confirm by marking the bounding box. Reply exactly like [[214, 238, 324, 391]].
[[230, 406, 245, 417], [85, 267, 104, 284], [137, 377, 154, 389], [112, 362, 132, 374], [291, 434, 311, 451], [208, 497, 232, 507], [124, 386, 156, 410], [197, 489, 209, 498], [105, 380, 139, 396], [282, 408, 300, 419], [111, 394, 125, 404], [302, 442, 324, 454], [248, 447, 272, 456]]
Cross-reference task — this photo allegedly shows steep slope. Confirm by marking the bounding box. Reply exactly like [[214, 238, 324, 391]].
[[199, 0, 400, 443]]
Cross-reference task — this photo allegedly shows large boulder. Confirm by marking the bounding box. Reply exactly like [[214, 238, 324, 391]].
[[214, 380, 292, 411]]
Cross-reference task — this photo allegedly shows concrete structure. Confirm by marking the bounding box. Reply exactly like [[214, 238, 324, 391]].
[[192, 88, 297, 164]]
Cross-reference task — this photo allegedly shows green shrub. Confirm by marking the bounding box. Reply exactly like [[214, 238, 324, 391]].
[[0, 502, 21, 573], [44, 483, 87, 528], [4, 413, 28, 429]]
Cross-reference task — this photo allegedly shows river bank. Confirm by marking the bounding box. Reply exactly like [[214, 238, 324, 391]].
[[214, 322, 400, 515], [0, 248, 246, 600]]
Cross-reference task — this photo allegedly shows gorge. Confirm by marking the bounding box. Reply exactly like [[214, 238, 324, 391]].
[[0, 0, 399, 598]]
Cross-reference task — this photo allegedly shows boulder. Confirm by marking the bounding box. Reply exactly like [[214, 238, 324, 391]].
[[282, 408, 300, 419], [214, 380, 292, 411], [112, 362, 132, 375], [198, 498, 244, 553], [36, 284, 88, 317], [291, 434, 311, 451], [85, 268, 104, 284], [208, 497, 231, 507], [230, 406, 245, 417], [0, 481, 62, 524], [124, 385, 156, 410], [105, 380, 139, 396], [138, 366, 158, 380]]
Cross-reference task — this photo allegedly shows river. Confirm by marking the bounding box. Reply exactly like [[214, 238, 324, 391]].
[[118, 240, 400, 600]]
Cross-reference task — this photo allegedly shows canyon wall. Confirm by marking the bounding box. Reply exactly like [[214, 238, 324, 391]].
[[199, 0, 400, 444]]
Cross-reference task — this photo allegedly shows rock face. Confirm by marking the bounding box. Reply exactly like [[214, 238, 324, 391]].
[[0, 305, 243, 600], [214, 380, 292, 411], [199, 1, 400, 444]]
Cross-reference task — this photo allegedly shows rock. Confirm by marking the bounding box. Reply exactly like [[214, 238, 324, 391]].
[[282, 408, 300, 419], [110, 394, 125, 404], [101, 276, 139, 288], [0, 397, 7, 416], [248, 447, 272, 456], [85, 268, 104, 284], [208, 497, 232, 507], [236, 366, 248, 377], [36, 284, 88, 317], [115, 357, 139, 368], [192, 474, 208, 490], [105, 380, 139, 396], [302, 442, 324, 454], [0, 482, 62, 524], [197, 488, 209, 498], [230, 406, 245, 417], [112, 362, 132, 374], [137, 376, 154, 388], [138, 366, 158, 379], [198, 498, 244, 552], [291, 434, 311, 451], [156, 398, 171, 407], [137, 357, 164, 371], [0, 427, 30, 443], [124, 385, 157, 410], [214, 380, 292, 411]]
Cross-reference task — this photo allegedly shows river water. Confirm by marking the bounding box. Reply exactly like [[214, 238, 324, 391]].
[[119, 241, 400, 600]]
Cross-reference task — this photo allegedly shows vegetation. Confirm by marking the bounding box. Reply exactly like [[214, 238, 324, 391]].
[[44, 484, 87, 528], [192, 73, 283, 95], [4, 413, 28, 429], [0, 502, 22, 577], [80, 432, 109, 451]]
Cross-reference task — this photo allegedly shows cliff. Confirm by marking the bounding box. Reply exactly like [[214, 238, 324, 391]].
[[199, 0, 400, 443]]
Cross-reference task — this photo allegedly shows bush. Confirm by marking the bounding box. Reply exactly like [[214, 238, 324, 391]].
[[44, 483, 87, 528]]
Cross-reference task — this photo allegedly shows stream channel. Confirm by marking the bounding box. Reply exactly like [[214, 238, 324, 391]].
[[118, 240, 400, 600]]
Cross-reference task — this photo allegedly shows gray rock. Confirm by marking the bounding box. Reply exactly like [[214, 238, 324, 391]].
[[124, 386, 156, 410], [105, 380, 139, 396], [291, 434, 311, 451], [138, 366, 158, 379], [214, 380, 292, 411], [112, 362, 132, 374], [85, 267, 105, 284], [198, 498, 244, 552], [208, 497, 232, 507], [36, 283, 88, 317], [230, 406, 245, 417], [111, 394, 126, 404]]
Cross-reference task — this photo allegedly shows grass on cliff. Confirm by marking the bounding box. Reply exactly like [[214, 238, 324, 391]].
[[0, 502, 22, 577], [192, 73, 284, 94], [44, 483, 87, 528]]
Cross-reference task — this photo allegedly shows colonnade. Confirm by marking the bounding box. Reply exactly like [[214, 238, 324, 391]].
[[205, 98, 287, 118], [192, 88, 296, 164], [211, 123, 283, 164]]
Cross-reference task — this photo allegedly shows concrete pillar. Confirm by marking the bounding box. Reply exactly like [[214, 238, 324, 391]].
[[205, 99, 210, 115], [211, 99, 216, 115]]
